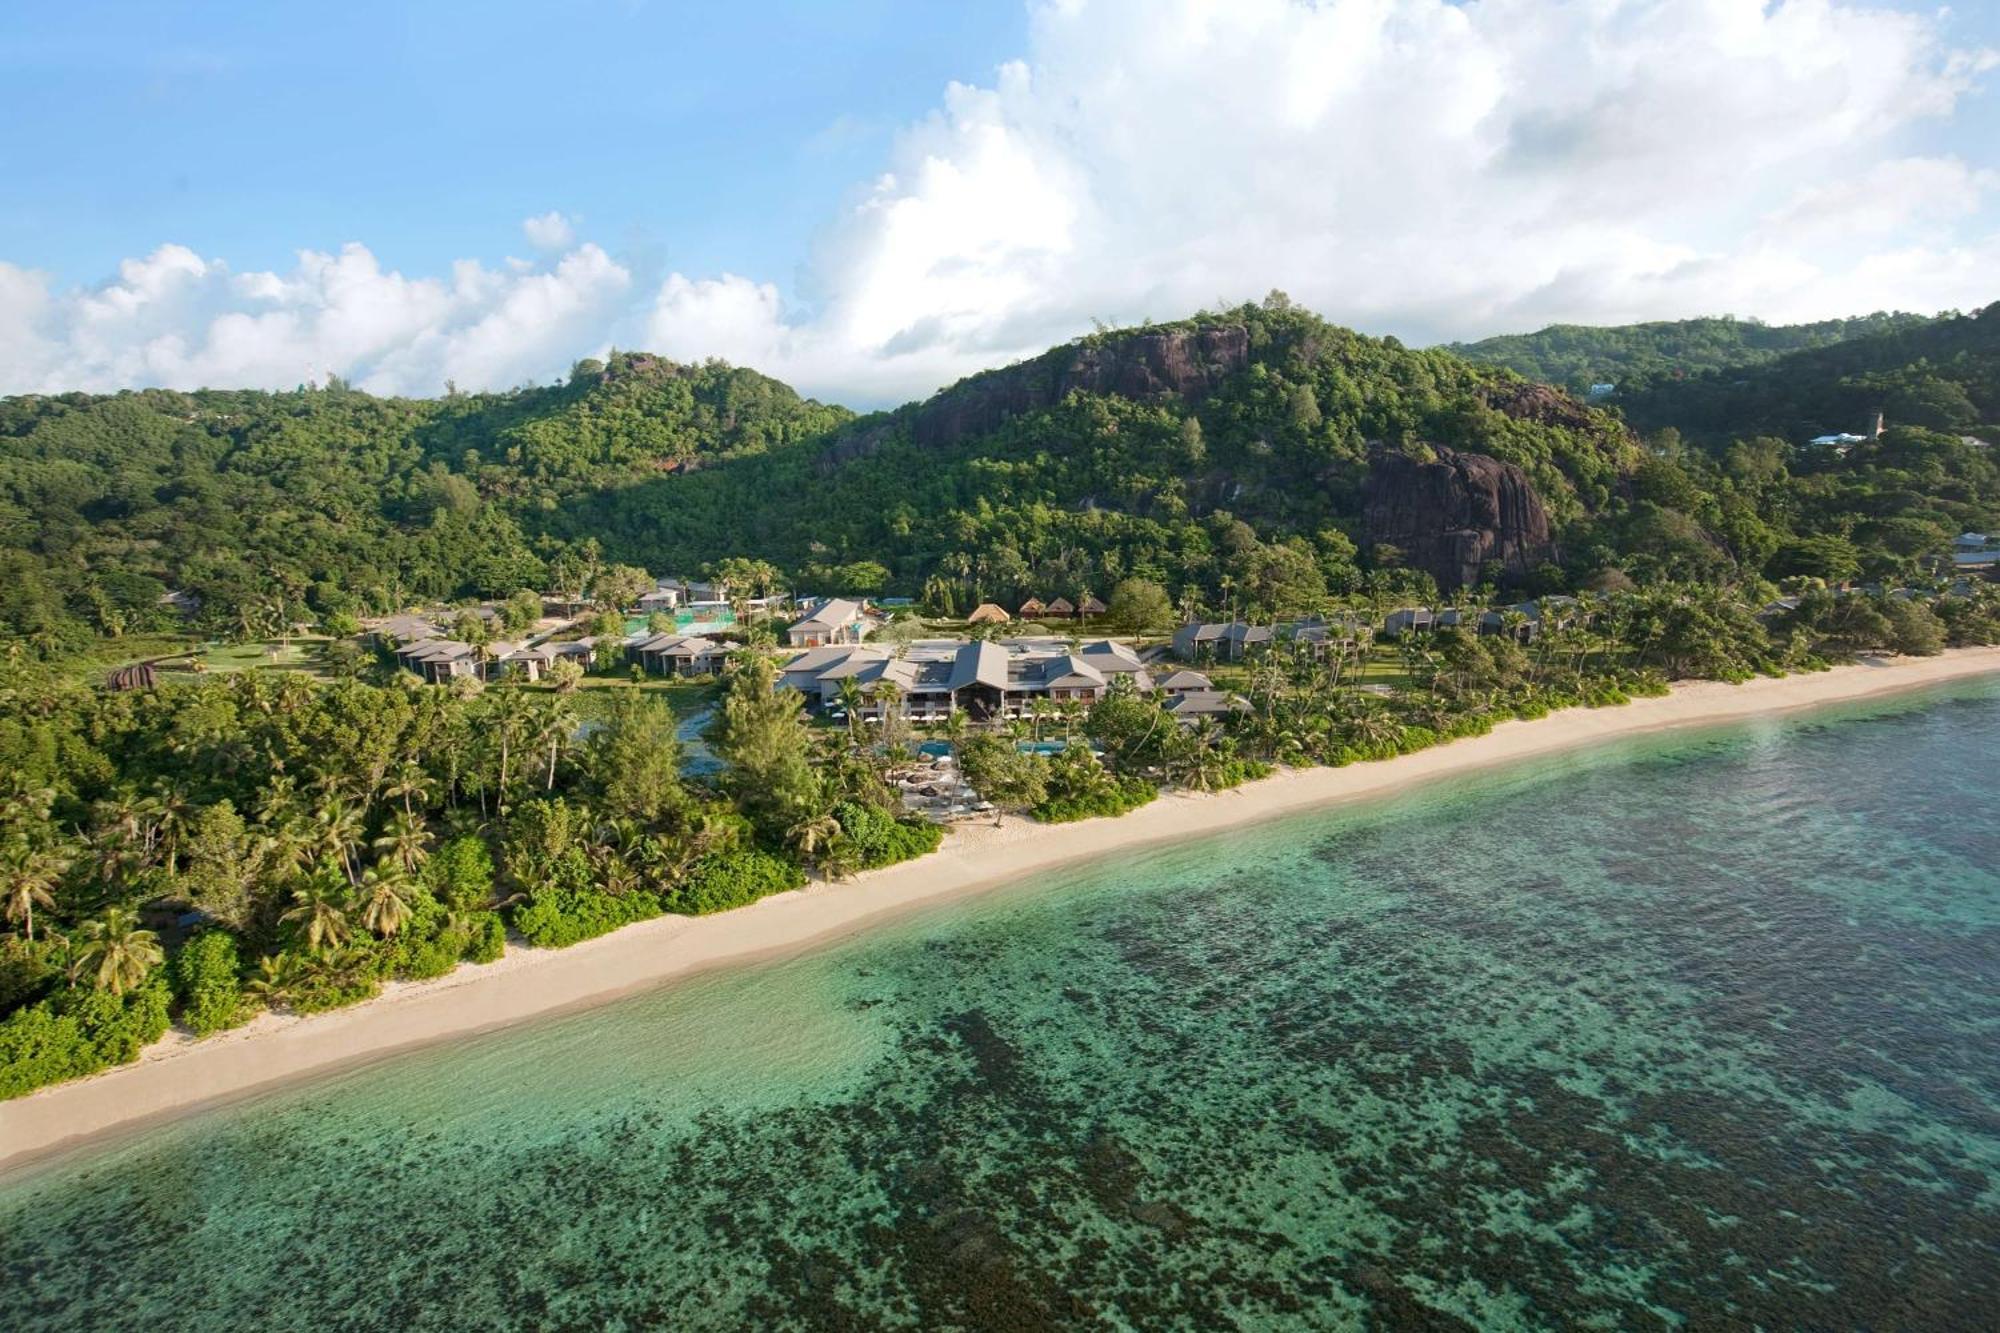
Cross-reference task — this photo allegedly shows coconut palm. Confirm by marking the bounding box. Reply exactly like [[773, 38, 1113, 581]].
[[247, 952, 307, 1008], [820, 836, 863, 883], [372, 810, 432, 872], [282, 873, 353, 954], [0, 839, 69, 942], [539, 694, 578, 791], [357, 865, 414, 939], [382, 763, 434, 818], [836, 678, 866, 741], [786, 812, 842, 865], [68, 906, 164, 995], [311, 798, 367, 884]]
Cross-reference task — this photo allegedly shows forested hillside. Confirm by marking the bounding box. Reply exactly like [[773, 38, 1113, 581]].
[[557, 300, 1641, 611], [1614, 303, 2000, 442], [0, 356, 847, 651], [3, 297, 1999, 654], [1451, 312, 1937, 397]]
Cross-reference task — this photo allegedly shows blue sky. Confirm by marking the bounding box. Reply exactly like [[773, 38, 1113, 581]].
[[1, 1, 1995, 404], [0, 1, 1028, 291]]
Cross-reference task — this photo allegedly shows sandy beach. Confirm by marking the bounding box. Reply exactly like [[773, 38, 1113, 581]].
[[5, 646, 1998, 1172]]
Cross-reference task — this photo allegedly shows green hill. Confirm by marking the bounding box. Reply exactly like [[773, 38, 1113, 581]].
[[1613, 303, 2000, 443], [1450, 312, 1937, 397], [4, 297, 1999, 655]]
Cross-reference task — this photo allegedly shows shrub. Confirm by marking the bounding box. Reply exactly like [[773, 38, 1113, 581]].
[[424, 835, 497, 911], [668, 850, 807, 916], [1034, 776, 1158, 823], [465, 911, 507, 964], [833, 801, 944, 868], [0, 980, 172, 1100], [1212, 759, 1272, 790], [170, 930, 249, 1037], [512, 885, 664, 950]]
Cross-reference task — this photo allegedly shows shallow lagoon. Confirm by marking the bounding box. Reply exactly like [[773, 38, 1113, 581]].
[[4, 683, 1998, 1330]]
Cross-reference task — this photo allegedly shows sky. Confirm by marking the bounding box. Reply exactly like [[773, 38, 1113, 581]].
[[1, 0, 1996, 407]]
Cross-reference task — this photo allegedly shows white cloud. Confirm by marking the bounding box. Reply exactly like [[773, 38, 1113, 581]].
[[2, 0, 1995, 404], [0, 241, 633, 396], [521, 211, 576, 250], [651, 0, 2000, 402]]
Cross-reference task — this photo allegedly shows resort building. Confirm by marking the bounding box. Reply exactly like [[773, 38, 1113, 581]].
[[1171, 621, 1275, 660], [1157, 669, 1214, 696], [1161, 690, 1252, 725], [782, 637, 1155, 724], [787, 597, 874, 648], [632, 633, 729, 676], [966, 603, 1012, 624]]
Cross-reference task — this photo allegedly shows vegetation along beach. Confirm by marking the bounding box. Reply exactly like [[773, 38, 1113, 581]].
[[5, 0, 2000, 1321]]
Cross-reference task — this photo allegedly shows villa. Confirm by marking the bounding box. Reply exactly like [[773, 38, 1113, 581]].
[[787, 597, 874, 648], [1157, 669, 1214, 696], [1161, 690, 1252, 725], [632, 632, 729, 676]]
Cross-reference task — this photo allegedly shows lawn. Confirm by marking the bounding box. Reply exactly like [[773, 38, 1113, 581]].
[[62, 635, 338, 683]]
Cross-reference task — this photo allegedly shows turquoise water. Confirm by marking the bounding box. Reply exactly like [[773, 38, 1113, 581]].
[[5, 683, 2000, 1329]]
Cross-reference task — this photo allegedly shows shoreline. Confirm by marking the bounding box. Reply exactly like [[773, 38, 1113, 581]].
[[6, 647, 2000, 1174]]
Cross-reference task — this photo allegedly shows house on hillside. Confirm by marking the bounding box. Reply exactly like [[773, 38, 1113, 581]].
[[787, 597, 873, 648], [1173, 621, 1273, 661], [1383, 607, 1435, 637], [634, 633, 728, 676], [637, 585, 681, 614], [394, 639, 483, 684]]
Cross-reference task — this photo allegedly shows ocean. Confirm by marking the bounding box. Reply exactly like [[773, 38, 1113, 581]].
[[4, 682, 1998, 1330]]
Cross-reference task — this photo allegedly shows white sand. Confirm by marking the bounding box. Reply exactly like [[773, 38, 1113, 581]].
[[6, 646, 1999, 1171]]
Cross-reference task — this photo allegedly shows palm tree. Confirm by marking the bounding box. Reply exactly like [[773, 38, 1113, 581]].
[[256, 816, 316, 882], [69, 906, 164, 995], [247, 952, 307, 1008], [786, 813, 842, 866], [836, 678, 866, 741], [382, 763, 434, 818], [311, 798, 366, 884], [539, 695, 578, 791], [357, 865, 414, 939], [373, 810, 432, 872], [0, 839, 68, 942], [282, 874, 352, 954], [820, 836, 863, 883]]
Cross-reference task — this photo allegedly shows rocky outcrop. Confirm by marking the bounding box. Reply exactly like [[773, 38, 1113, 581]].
[[910, 325, 1252, 451], [1477, 381, 1600, 432], [1362, 446, 1556, 590]]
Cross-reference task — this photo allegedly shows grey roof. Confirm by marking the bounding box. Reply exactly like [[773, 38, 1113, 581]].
[[790, 597, 865, 632], [1159, 669, 1213, 690], [783, 644, 873, 676], [1032, 656, 1107, 690], [640, 634, 723, 657], [1163, 690, 1249, 717], [946, 640, 1011, 692], [1076, 639, 1145, 672]]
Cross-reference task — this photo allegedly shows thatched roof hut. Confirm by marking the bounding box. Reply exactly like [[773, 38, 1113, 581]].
[[106, 662, 157, 692], [966, 603, 1012, 624]]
